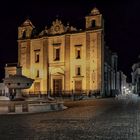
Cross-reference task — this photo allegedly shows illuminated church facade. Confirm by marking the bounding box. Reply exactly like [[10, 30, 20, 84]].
[[16, 8, 117, 96]]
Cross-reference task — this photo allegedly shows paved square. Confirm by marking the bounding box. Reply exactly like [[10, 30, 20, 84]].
[[0, 98, 140, 140]]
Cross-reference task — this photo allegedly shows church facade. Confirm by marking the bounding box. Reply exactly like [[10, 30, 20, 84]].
[[16, 7, 117, 96]]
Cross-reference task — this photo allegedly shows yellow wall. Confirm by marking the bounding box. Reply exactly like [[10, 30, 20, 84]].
[[17, 9, 104, 94]]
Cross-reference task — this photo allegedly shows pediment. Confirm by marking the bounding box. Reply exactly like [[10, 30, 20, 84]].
[[48, 19, 66, 35], [39, 19, 78, 37], [50, 67, 64, 75], [51, 72, 64, 76]]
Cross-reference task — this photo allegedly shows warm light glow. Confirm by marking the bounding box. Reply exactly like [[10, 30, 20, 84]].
[[17, 8, 103, 95]]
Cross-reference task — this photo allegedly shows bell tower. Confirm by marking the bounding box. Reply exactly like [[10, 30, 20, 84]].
[[18, 18, 35, 39], [85, 7, 103, 29], [17, 19, 35, 78]]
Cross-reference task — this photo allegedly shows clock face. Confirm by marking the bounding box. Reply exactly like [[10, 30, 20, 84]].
[[54, 25, 60, 32]]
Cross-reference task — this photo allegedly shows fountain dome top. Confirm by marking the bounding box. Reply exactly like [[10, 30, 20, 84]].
[[4, 75, 34, 89], [3, 66, 34, 89]]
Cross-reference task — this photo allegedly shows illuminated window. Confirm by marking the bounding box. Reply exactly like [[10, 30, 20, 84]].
[[75, 45, 82, 59], [54, 48, 60, 61], [76, 49, 81, 59], [34, 50, 40, 63], [35, 53, 39, 63], [76, 66, 81, 76], [36, 70, 39, 78]]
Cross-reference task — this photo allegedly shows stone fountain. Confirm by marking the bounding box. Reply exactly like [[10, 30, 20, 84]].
[[1, 66, 67, 114], [3, 66, 34, 100]]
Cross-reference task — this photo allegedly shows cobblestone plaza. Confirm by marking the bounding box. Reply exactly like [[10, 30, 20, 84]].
[[0, 98, 140, 140]]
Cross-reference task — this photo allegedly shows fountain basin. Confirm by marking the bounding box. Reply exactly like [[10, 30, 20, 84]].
[[3, 66, 34, 100], [0, 100, 67, 114]]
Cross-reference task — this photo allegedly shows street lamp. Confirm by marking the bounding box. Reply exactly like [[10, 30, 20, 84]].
[[123, 86, 126, 94]]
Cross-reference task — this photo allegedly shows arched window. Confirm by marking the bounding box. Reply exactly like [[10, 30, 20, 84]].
[[22, 31, 26, 39], [92, 20, 96, 28]]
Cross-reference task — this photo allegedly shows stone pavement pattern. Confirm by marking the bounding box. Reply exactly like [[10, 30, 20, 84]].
[[0, 98, 140, 140]]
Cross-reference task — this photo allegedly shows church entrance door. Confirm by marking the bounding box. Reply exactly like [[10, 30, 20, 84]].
[[53, 79, 62, 96], [75, 80, 82, 95]]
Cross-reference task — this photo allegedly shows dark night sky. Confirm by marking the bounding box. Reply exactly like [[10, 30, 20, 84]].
[[0, 0, 140, 82]]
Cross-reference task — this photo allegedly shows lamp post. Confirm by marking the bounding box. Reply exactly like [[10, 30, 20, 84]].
[[123, 86, 126, 94]]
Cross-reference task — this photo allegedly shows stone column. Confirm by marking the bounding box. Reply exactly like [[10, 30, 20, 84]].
[[15, 89, 22, 99], [86, 33, 90, 91], [65, 35, 70, 91]]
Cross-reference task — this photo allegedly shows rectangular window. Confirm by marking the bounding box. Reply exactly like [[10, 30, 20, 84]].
[[35, 52, 39, 63], [36, 70, 39, 78], [92, 20, 96, 28], [76, 50, 81, 59], [76, 66, 81, 76], [77, 67, 81, 75], [54, 48, 60, 61], [75, 47, 81, 59]]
